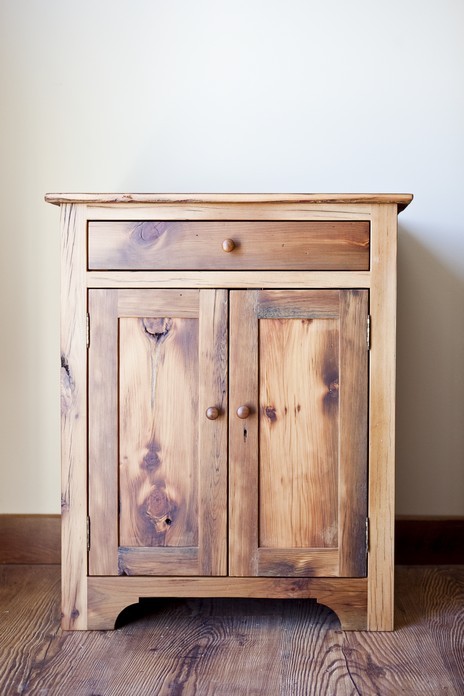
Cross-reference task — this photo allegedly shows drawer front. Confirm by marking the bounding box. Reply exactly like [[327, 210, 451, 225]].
[[88, 221, 370, 271]]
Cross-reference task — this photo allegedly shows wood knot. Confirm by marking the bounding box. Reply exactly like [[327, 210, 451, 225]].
[[142, 318, 173, 343], [131, 221, 166, 246]]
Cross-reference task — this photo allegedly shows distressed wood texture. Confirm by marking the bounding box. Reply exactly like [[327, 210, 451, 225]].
[[368, 204, 398, 631], [339, 290, 369, 576], [230, 290, 368, 579], [88, 220, 370, 271], [50, 194, 411, 632], [88, 290, 118, 575], [60, 203, 88, 629], [45, 191, 413, 211], [259, 316, 340, 550], [2, 565, 463, 695], [118, 312, 200, 550], [88, 289, 227, 578], [87, 269, 372, 289], [229, 291, 259, 576], [87, 576, 368, 631]]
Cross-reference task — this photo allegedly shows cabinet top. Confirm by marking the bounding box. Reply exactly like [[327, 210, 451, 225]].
[[44, 192, 413, 212]]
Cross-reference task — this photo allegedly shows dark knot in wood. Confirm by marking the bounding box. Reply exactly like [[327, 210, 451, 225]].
[[131, 221, 166, 246], [142, 318, 173, 343], [265, 406, 277, 422]]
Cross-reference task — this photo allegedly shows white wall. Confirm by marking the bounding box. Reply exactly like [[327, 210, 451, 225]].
[[1, 0, 463, 514]]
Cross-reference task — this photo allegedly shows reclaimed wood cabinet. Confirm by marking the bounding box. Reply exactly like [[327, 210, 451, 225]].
[[46, 193, 412, 631]]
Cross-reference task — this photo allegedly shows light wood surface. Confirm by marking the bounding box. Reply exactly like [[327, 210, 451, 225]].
[[198, 290, 228, 575], [230, 290, 368, 579], [117, 288, 199, 316], [45, 191, 414, 211], [118, 310, 199, 550], [368, 204, 397, 630], [87, 270, 372, 289], [88, 290, 119, 575], [51, 193, 408, 632], [259, 315, 339, 550], [88, 288, 228, 578], [76, 202, 377, 222], [229, 291, 259, 576], [60, 203, 88, 629], [88, 220, 369, 271]]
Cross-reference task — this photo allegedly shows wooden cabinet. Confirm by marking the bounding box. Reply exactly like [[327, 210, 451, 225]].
[[47, 192, 412, 632]]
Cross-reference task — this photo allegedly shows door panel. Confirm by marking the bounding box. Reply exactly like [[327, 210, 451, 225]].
[[118, 316, 199, 549], [229, 289, 368, 578], [88, 289, 228, 576], [259, 317, 339, 550]]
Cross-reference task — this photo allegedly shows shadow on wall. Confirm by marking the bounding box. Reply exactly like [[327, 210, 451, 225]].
[[396, 225, 464, 515]]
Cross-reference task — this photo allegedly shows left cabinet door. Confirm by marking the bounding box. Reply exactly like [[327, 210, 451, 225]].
[[88, 289, 228, 577]]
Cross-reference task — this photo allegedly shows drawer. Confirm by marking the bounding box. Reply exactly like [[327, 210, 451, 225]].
[[87, 221, 370, 271]]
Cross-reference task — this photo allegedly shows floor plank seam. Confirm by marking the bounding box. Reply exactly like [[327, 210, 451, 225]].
[[340, 643, 363, 696]]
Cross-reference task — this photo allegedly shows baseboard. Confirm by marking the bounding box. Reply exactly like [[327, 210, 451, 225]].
[[395, 516, 464, 565], [0, 515, 60, 564], [0, 515, 462, 565]]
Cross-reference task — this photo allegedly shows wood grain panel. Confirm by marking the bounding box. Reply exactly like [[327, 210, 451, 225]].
[[119, 314, 199, 549], [88, 288, 227, 578], [88, 221, 369, 271], [87, 576, 368, 630], [256, 289, 340, 318], [259, 316, 339, 550], [198, 290, 228, 575], [229, 291, 259, 576], [257, 549, 339, 577], [118, 547, 199, 576], [116, 288, 199, 316], [45, 191, 413, 210], [87, 269, 372, 289], [88, 290, 119, 575], [338, 290, 368, 576], [60, 203, 88, 629], [368, 204, 398, 630]]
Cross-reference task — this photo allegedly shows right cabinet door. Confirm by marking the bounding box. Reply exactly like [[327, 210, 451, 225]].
[[229, 290, 368, 578]]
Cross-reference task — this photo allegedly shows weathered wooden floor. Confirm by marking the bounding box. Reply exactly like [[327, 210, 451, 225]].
[[0, 565, 463, 695]]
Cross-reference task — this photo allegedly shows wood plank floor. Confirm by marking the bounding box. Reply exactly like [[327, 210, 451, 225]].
[[0, 565, 463, 695]]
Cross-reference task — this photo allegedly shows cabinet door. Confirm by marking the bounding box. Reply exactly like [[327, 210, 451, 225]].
[[88, 289, 228, 576], [229, 289, 368, 578]]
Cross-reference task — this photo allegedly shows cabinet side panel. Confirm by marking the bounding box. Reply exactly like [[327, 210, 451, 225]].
[[338, 290, 369, 576], [88, 290, 119, 575], [368, 205, 397, 630], [60, 204, 88, 629]]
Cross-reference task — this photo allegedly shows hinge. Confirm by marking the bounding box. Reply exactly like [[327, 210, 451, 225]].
[[366, 315, 371, 350], [87, 515, 91, 551], [86, 313, 90, 349], [365, 517, 370, 555]]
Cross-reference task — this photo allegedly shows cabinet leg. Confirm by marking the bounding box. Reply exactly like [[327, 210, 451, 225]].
[[319, 600, 368, 631]]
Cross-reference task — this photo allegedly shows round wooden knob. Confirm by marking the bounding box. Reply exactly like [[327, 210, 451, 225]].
[[236, 405, 250, 419], [222, 238, 236, 253], [206, 407, 220, 420]]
